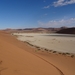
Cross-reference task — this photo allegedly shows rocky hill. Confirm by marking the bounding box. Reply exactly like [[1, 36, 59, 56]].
[[57, 27, 75, 34]]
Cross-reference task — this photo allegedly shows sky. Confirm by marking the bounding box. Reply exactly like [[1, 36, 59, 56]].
[[0, 0, 75, 29]]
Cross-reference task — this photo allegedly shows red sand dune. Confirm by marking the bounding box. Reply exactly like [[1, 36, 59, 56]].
[[0, 31, 75, 75]]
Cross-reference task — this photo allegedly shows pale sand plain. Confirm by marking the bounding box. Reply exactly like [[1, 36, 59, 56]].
[[0, 31, 75, 75], [13, 33, 75, 53]]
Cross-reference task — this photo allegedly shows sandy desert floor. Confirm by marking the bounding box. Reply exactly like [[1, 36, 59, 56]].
[[13, 33, 75, 54], [0, 31, 75, 75]]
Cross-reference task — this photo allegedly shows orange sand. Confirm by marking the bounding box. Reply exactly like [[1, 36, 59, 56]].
[[0, 31, 75, 75]]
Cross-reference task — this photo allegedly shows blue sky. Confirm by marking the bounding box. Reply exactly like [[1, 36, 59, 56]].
[[0, 0, 75, 29]]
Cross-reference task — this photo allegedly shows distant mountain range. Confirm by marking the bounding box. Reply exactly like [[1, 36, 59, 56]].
[[3, 27, 61, 33], [3, 27, 75, 34]]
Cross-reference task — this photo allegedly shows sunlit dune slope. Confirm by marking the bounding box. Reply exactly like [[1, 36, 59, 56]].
[[0, 31, 60, 75]]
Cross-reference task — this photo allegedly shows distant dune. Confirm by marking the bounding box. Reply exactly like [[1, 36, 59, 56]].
[[57, 28, 75, 34], [0, 30, 75, 75], [3, 27, 61, 33]]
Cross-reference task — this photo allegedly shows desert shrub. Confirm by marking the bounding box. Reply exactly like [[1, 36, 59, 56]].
[[53, 51, 57, 53], [59, 52, 62, 54], [44, 49, 48, 51], [62, 53, 66, 55], [66, 53, 70, 55], [71, 55, 74, 58], [30, 44, 33, 46], [36, 46, 39, 48]]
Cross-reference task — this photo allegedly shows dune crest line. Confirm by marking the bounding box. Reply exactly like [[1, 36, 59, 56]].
[[28, 51, 64, 75]]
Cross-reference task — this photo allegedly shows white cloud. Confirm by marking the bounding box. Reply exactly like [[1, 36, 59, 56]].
[[38, 18, 75, 27], [43, 0, 75, 9], [53, 0, 75, 7], [43, 5, 50, 9]]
